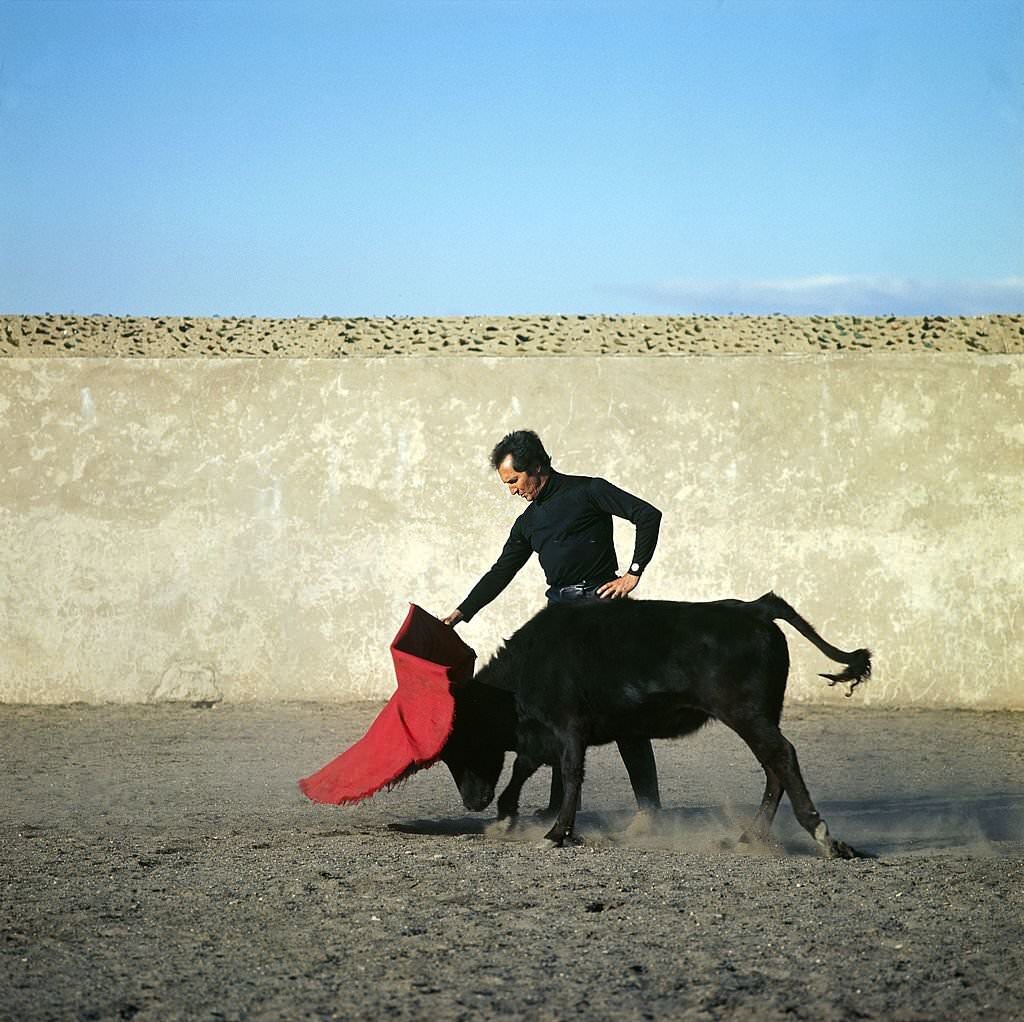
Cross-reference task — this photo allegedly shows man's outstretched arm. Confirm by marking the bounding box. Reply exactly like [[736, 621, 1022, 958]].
[[444, 522, 532, 625]]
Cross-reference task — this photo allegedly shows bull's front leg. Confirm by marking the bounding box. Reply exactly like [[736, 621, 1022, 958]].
[[536, 765, 583, 821], [543, 733, 586, 846], [496, 752, 540, 821]]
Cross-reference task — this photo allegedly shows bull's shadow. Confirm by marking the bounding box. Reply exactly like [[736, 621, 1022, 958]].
[[385, 803, 806, 853], [387, 804, 805, 853], [811, 791, 1024, 856], [388, 791, 1024, 857]]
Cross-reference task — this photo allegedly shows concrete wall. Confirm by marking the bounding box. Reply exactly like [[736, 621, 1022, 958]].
[[1, 353, 1021, 707]]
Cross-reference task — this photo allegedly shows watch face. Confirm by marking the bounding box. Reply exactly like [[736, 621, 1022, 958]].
[[631, 563, 641, 573]]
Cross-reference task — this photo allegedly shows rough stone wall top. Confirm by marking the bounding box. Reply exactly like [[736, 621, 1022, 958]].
[[2, 313, 1020, 357]]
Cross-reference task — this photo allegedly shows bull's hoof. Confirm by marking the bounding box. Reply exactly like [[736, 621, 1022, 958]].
[[814, 821, 873, 860], [825, 838, 876, 860], [533, 836, 584, 850], [537, 829, 583, 848]]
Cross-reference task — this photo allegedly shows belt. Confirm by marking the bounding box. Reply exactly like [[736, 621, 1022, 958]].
[[553, 580, 608, 598]]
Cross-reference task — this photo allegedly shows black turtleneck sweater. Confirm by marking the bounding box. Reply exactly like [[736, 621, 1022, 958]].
[[457, 470, 662, 622]]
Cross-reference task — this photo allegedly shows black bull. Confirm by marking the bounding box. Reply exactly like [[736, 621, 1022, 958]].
[[440, 592, 873, 859]]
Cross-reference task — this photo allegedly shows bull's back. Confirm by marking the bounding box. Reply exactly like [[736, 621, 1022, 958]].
[[505, 599, 789, 740]]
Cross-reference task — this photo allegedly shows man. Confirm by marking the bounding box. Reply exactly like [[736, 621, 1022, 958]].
[[443, 429, 663, 815]]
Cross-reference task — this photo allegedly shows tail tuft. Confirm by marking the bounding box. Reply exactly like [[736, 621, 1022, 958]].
[[819, 648, 872, 698]]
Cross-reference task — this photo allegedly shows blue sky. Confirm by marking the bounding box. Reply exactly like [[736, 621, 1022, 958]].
[[2, 0, 1021, 316]]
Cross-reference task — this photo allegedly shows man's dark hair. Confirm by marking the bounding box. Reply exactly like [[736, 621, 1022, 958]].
[[490, 430, 552, 474]]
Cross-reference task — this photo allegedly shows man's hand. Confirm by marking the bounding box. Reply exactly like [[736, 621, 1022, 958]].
[[596, 573, 639, 599], [442, 609, 464, 627]]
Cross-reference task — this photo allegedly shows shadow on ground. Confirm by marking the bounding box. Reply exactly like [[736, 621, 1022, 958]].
[[388, 792, 1024, 858]]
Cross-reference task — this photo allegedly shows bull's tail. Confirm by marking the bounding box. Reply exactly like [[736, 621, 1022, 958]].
[[751, 591, 872, 697]]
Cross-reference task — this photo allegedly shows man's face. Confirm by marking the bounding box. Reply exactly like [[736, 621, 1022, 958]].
[[497, 454, 548, 502]]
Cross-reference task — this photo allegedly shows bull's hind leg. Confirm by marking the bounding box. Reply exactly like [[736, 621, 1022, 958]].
[[730, 721, 870, 860], [738, 765, 784, 845]]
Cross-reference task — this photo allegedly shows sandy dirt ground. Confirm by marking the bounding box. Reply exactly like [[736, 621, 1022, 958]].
[[2, 703, 1022, 1021]]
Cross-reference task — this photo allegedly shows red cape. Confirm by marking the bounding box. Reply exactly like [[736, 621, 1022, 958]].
[[298, 604, 476, 805]]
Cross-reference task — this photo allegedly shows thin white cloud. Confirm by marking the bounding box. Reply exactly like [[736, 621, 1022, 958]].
[[617, 276, 1024, 316]]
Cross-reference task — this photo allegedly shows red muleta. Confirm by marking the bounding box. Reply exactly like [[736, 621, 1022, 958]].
[[298, 604, 476, 805]]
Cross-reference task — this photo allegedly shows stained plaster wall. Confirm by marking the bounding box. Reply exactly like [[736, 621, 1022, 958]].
[[1, 354, 1021, 707]]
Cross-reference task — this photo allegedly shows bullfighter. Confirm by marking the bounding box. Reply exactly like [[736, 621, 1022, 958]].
[[443, 429, 664, 814]]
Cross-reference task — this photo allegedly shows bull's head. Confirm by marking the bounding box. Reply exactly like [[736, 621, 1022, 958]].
[[299, 605, 516, 811], [441, 682, 517, 811]]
